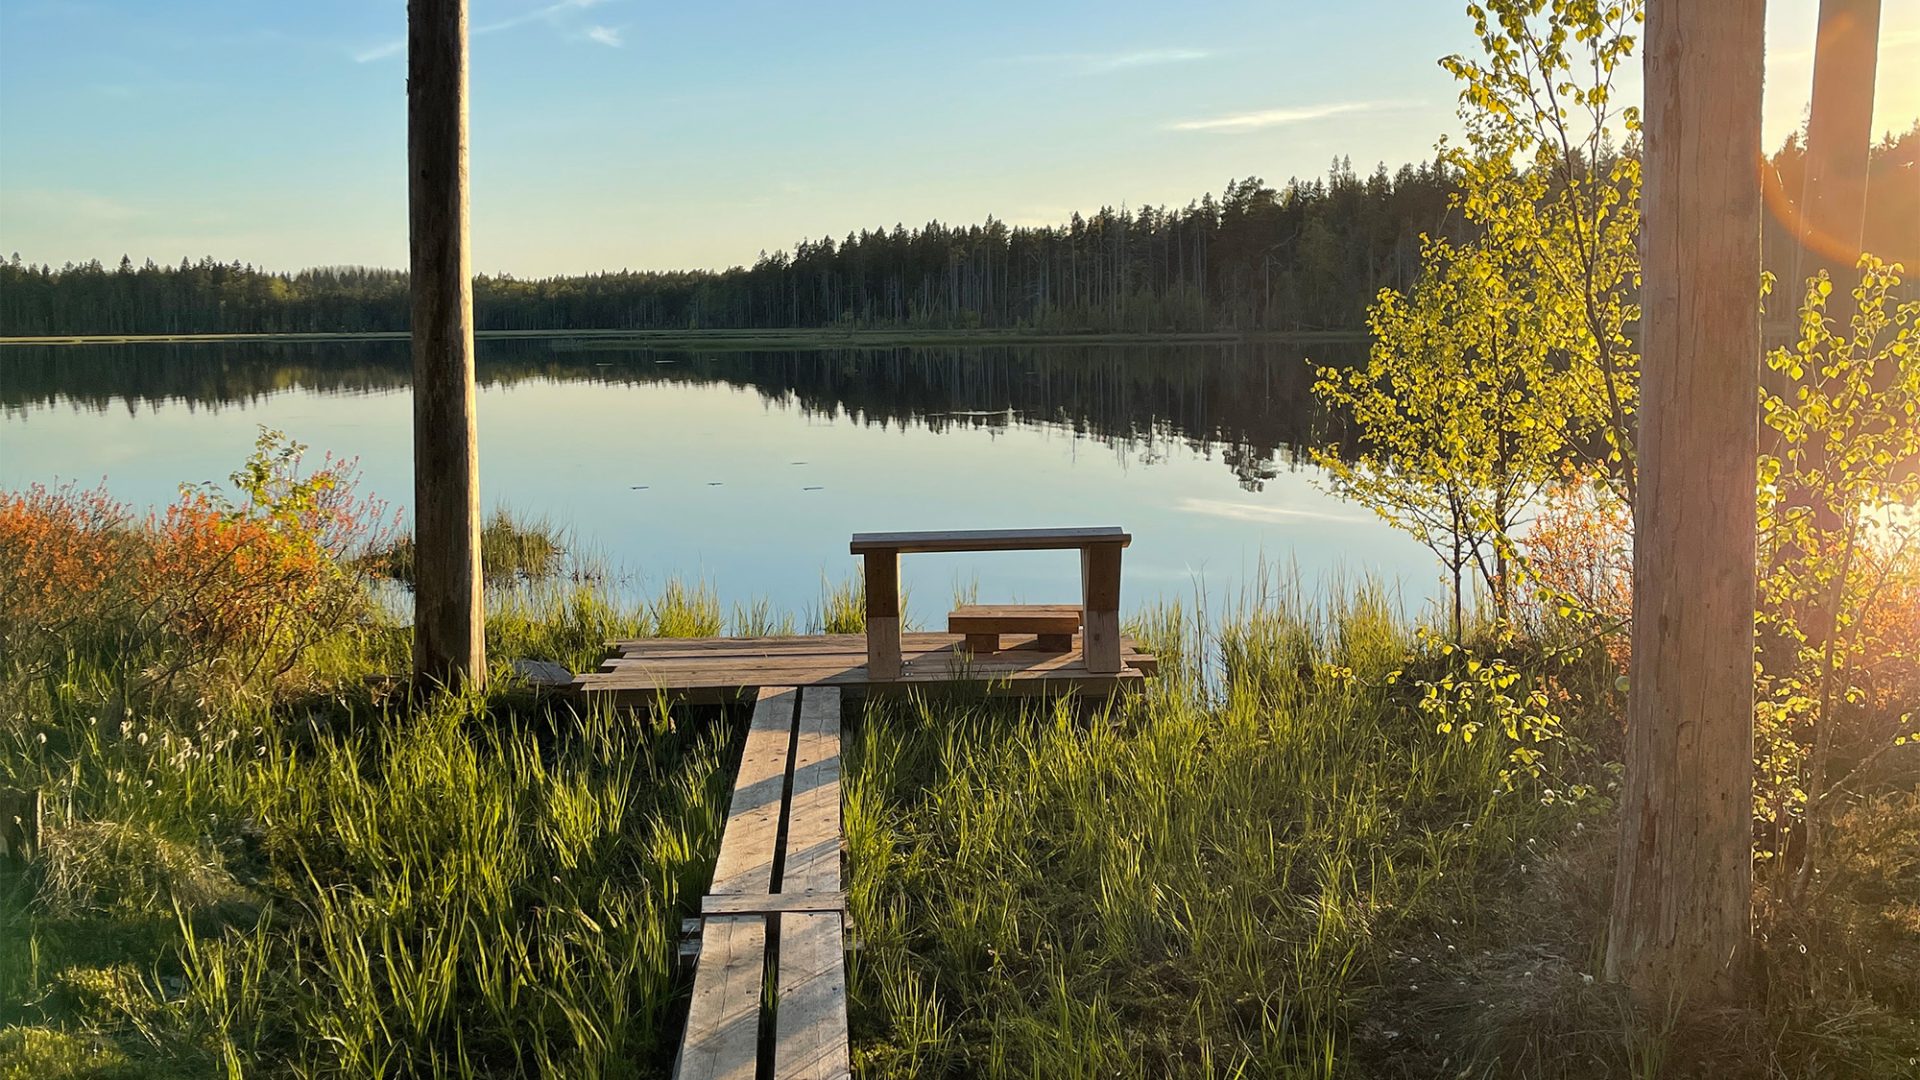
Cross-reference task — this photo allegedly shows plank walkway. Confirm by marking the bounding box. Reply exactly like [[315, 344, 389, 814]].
[[573, 632, 1157, 704], [626, 618, 1156, 1072], [675, 685, 851, 1080]]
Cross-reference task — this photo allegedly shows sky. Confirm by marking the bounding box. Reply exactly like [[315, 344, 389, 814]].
[[1, 0, 1916, 277]]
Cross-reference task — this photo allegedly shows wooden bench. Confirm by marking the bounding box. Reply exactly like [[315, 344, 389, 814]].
[[948, 603, 1081, 653], [849, 527, 1130, 678]]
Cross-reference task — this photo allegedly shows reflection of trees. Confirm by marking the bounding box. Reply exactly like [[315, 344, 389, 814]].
[[0, 340, 1366, 490]]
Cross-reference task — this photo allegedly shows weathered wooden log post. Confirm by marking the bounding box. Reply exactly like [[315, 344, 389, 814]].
[[408, 0, 486, 691], [1799, 0, 1880, 276], [1605, 0, 1766, 1004]]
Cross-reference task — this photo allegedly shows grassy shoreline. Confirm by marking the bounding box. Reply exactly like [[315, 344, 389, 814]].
[[1, 495, 1914, 1077], [0, 327, 1368, 350]]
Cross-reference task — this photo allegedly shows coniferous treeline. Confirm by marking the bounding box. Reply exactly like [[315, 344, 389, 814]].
[[2, 129, 1913, 338], [0, 159, 1460, 336]]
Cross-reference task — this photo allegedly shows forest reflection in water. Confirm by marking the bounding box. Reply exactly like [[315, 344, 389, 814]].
[[0, 336, 1433, 618]]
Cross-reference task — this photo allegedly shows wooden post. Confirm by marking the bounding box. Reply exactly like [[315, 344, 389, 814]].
[[1080, 544, 1122, 674], [1605, 0, 1765, 1005], [1798, 0, 1880, 277], [863, 550, 901, 680], [408, 0, 486, 691]]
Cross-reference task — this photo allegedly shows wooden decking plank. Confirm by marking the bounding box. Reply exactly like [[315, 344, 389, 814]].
[[584, 650, 1157, 690], [701, 890, 845, 916], [606, 631, 1129, 659], [784, 687, 842, 894], [773, 685, 849, 1080], [773, 912, 851, 1080], [710, 687, 799, 896], [673, 915, 766, 1080]]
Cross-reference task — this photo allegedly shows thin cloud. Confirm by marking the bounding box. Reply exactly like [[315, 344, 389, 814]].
[[475, 0, 610, 35], [1082, 47, 1211, 73], [1008, 47, 1212, 76], [355, 0, 613, 61], [353, 38, 404, 63], [1169, 100, 1405, 133]]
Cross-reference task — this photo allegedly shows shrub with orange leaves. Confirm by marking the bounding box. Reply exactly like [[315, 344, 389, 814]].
[[0, 482, 139, 677], [0, 429, 395, 702]]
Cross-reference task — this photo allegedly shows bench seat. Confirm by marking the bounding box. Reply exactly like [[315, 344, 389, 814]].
[[948, 604, 1080, 652]]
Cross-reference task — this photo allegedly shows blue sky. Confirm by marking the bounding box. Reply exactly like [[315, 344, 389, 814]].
[[1, 0, 1915, 276]]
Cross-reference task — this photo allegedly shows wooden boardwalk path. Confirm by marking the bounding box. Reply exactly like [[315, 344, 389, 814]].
[[676, 685, 851, 1080]]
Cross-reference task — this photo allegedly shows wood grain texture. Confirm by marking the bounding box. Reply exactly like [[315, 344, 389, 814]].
[[850, 526, 1129, 553], [407, 0, 485, 690], [700, 891, 845, 915], [673, 915, 766, 1080], [783, 687, 842, 894], [710, 687, 798, 896], [773, 912, 852, 1080], [1605, 0, 1764, 1005], [962, 633, 1002, 653], [582, 648, 1157, 688], [947, 605, 1083, 634], [1080, 544, 1123, 673], [772, 685, 849, 1079], [863, 550, 901, 680]]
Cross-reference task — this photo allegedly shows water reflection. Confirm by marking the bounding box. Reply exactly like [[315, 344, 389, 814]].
[[0, 337, 1430, 619], [1, 339, 1364, 492]]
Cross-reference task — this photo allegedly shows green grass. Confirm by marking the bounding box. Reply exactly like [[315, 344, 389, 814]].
[[1, 569, 1914, 1078], [842, 586, 1538, 1077], [361, 508, 567, 589]]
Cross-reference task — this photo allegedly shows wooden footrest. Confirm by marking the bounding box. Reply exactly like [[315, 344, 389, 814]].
[[949, 604, 1082, 653]]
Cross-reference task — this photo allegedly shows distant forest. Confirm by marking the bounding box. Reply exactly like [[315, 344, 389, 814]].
[[2, 127, 1914, 338]]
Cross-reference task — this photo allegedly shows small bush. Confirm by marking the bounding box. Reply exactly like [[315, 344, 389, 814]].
[[0, 429, 388, 705]]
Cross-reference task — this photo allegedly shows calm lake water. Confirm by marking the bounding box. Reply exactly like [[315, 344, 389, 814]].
[[0, 338, 1440, 624]]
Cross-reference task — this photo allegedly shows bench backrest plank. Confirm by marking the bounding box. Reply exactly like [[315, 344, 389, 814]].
[[850, 526, 1129, 555]]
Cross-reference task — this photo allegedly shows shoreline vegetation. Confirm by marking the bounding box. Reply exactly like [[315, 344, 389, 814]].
[[3, 468, 1914, 1077], [0, 327, 1369, 349]]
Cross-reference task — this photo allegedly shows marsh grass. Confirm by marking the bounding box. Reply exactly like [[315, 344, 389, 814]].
[[363, 508, 567, 588], [842, 585, 1553, 1077], [2, 558, 1914, 1078]]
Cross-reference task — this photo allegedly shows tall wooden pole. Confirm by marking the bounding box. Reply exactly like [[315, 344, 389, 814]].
[[408, 0, 486, 690], [1798, 0, 1880, 276], [1606, 0, 1765, 1004]]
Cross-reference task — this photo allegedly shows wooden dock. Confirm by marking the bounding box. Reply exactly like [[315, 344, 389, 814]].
[[611, 526, 1156, 1074], [571, 631, 1156, 704]]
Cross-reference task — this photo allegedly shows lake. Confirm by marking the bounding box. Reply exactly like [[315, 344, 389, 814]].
[[0, 338, 1440, 625]]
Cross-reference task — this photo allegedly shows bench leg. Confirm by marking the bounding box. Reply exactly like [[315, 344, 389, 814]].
[[1080, 545, 1123, 673], [963, 633, 1000, 654], [864, 550, 902, 680], [1033, 633, 1074, 652]]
